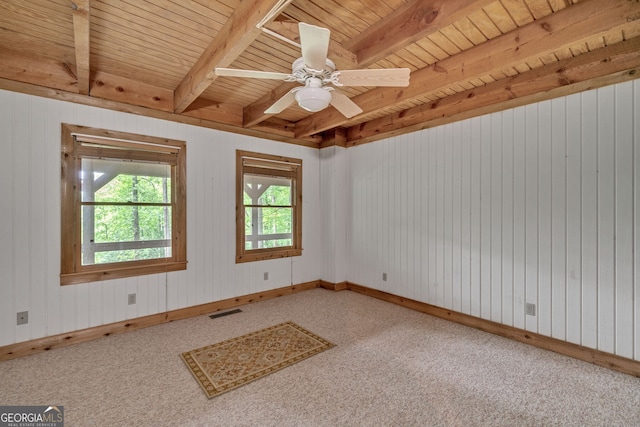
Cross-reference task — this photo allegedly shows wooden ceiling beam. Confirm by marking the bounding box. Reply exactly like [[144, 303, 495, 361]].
[[319, 127, 347, 149], [181, 98, 244, 127], [0, 47, 78, 93], [90, 71, 174, 112], [0, 77, 318, 147], [250, 117, 322, 145], [347, 37, 640, 144], [295, 0, 640, 138], [346, 0, 496, 67], [173, 0, 284, 114], [71, 0, 90, 95]]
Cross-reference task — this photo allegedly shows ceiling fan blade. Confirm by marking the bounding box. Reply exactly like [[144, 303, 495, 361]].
[[330, 91, 363, 118], [334, 68, 411, 87], [215, 68, 291, 80], [264, 88, 298, 114], [299, 22, 330, 70]]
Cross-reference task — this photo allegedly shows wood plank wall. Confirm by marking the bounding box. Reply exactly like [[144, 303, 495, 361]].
[[2, 80, 639, 363], [0, 89, 322, 347], [343, 80, 640, 361], [320, 146, 348, 284]]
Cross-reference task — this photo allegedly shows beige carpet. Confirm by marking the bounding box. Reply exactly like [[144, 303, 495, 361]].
[[0, 288, 639, 426], [181, 321, 334, 398]]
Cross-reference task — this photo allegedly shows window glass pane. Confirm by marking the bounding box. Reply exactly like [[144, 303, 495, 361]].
[[61, 124, 187, 284], [236, 151, 301, 263], [260, 184, 291, 205], [244, 174, 291, 206], [81, 205, 172, 265], [244, 207, 293, 249], [91, 246, 171, 266], [81, 158, 171, 203], [243, 173, 293, 250], [245, 238, 292, 250]]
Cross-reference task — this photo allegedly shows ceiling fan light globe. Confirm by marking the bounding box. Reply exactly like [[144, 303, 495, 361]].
[[295, 87, 331, 112]]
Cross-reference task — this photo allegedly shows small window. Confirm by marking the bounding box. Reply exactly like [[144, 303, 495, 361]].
[[236, 150, 302, 263], [61, 124, 187, 285]]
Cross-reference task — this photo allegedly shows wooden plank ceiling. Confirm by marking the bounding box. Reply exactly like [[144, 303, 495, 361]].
[[0, 0, 639, 147]]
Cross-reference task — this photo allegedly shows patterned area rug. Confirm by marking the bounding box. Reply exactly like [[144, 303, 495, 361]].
[[180, 321, 335, 398]]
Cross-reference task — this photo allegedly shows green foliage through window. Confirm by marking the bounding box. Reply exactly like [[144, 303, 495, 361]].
[[61, 123, 187, 285], [244, 177, 293, 249], [236, 150, 302, 263], [80, 159, 172, 266]]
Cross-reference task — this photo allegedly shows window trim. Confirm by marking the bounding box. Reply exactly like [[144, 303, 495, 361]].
[[60, 123, 187, 285], [236, 150, 302, 263]]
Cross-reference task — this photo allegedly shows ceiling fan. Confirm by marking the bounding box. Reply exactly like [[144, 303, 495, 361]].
[[215, 23, 410, 118]]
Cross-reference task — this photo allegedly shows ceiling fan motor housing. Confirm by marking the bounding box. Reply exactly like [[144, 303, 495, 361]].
[[291, 57, 335, 84]]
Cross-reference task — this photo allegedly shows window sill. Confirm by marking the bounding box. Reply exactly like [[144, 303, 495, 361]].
[[60, 260, 187, 285], [236, 248, 302, 263]]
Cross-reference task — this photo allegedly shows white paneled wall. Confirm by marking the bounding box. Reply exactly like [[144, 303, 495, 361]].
[[0, 90, 321, 347], [2, 80, 639, 362], [345, 81, 640, 360], [320, 146, 348, 283]]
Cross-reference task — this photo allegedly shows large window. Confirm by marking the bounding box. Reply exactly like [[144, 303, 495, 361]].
[[61, 124, 187, 285], [236, 150, 302, 263]]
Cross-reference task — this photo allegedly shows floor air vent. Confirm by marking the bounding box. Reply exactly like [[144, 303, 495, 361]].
[[209, 308, 242, 319]]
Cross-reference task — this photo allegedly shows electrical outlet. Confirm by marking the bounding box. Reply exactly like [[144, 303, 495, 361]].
[[264, 272, 269, 280], [17, 311, 28, 325], [525, 303, 536, 316], [128, 293, 136, 305], [382, 272, 387, 281]]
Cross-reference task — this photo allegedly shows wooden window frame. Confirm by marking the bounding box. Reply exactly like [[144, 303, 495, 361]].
[[60, 124, 187, 285], [236, 150, 302, 263]]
